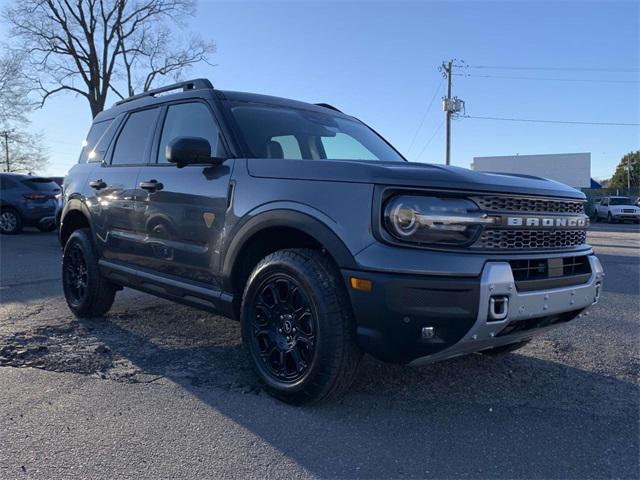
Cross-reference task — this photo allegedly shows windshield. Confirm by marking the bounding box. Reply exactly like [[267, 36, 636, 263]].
[[610, 197, 632, 205], [228, 103, 405, 162]]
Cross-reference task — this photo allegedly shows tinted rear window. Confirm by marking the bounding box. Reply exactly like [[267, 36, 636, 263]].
[[22, 178, 60, 191]]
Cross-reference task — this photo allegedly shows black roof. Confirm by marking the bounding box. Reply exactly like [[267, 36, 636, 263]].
[[94, 79, 349, 123]]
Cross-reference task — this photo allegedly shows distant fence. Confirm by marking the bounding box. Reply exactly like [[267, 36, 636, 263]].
[[581, 187, 640, 216]]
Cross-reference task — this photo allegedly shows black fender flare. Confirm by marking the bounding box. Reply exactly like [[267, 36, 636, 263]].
[[58, 196, 94, 247], [221, 209, 357, 290]]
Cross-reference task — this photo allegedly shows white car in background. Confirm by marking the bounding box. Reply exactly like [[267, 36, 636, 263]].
[[595, 196, 640, 223]]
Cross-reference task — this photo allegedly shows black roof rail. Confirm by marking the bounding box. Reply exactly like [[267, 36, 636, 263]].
[[315, 103, 342, 113], [115, 78, 214, 106]]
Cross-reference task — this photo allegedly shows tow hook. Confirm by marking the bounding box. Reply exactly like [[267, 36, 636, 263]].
[[488, 295, 509, 321]]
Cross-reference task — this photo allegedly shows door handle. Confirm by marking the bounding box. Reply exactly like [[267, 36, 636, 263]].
[[139, 180, 164, 192], [89, 179, 107, 190]]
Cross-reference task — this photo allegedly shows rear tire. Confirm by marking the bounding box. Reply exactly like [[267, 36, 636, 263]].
[[482, 340, 531, 356], [0, 208, 22, 234], [62, 228, 117, 318], [241, 249, 361, 405]]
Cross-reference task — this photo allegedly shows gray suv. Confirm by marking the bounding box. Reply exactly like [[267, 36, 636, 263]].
[[59, 79, 603, 404]]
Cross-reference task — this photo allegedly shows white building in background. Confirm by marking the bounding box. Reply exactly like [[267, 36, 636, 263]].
[[471, 153, 591, 190]]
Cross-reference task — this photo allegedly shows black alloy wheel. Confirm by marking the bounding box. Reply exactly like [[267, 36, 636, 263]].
[[63, 243, 89, 307], [249, 274, 317, 383], [241, 249, 362, 404], [62, 228, 117, 318]]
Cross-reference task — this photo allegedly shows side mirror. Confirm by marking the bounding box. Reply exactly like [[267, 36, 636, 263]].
[[165, 137, 224, 166]]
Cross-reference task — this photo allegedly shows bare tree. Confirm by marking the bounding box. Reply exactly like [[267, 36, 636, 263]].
[[3, 0, 214, 118], [0, 50, 49, 174], [0, 51, 36, 128], [1, 130, 49, 174]]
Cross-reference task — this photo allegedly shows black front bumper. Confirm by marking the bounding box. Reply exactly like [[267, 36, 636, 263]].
[[342, 269, 481, 364], [342, 255, 603, 364]]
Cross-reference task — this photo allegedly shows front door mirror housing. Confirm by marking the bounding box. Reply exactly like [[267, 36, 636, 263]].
[[165, 137, 225, 167]]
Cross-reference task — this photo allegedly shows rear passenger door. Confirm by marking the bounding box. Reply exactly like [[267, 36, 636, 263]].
[[130, 101, 232, 288], [88, 107, 160, 264]]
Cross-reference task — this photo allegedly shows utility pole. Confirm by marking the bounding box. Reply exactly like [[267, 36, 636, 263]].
[[627, 156, 631, 190], [440, 60, 464, 166], [443, 61, 452, 165], [1, 130, 10, 173]]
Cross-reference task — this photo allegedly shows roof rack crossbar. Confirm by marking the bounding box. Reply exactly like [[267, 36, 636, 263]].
[[115, 78, 214, 106]]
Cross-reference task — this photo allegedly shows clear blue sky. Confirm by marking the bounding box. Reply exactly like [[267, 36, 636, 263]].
[[2, 0, 638, 179]]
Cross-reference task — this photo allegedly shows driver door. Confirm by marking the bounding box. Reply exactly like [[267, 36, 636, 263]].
[[131, 101, 232, 289]]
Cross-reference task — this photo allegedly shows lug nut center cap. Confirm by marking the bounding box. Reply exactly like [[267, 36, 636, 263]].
[[283, 320, 293, 334]]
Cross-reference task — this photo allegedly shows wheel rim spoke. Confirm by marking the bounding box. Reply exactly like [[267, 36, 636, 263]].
[[63, 244, 88, 305], [250, 273, 317, 383]]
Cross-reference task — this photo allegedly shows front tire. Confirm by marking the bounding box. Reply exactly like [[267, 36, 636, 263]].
[[0, 208, 22, 234], [607, 212, 615, 224], [62, 228, 117, 318], [241, 249, 361, 405]]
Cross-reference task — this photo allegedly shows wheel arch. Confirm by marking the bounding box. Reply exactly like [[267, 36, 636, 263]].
[[59, 198, 94, 248], [222, 209, 357, 317]]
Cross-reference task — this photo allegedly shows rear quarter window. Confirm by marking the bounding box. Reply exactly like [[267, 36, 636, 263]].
[[78, 119, 113, 164]]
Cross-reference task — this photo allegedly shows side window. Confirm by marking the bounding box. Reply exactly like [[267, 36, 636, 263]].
[[320, 133, 377, 160], [78, 120, 111, 164], [270, 135, 302, 159], [111, 108, 159, 165], [157, 103, 223, 163], [601, 198, 608, 206]]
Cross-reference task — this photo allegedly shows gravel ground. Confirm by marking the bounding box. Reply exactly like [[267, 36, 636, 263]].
[[0, 223, 638, 479]]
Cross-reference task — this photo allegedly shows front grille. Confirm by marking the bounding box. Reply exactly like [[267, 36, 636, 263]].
[[562, 255, 591, 276], [474, 230, 587, 250], [622, 209, 636, 213], [473, 196, 585, 214]]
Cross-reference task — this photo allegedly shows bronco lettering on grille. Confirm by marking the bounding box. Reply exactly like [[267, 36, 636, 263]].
[[505, 216, 588, 228]]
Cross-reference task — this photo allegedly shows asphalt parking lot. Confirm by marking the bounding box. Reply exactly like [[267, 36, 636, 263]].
[[1, 223, 639, 479]]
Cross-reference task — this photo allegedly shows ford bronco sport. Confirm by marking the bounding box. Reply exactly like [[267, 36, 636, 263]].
[[60, 79, 603, 404]]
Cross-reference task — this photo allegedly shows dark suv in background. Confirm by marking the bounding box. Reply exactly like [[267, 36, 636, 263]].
[[0, 173, 60, 234], [59, 79, 603, 404]]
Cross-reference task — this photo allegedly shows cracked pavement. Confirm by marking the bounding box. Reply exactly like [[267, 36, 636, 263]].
[[0, 223, 638, 479]]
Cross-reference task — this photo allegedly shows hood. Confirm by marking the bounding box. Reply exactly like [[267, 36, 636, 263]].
[[247, 159, 585, 199]]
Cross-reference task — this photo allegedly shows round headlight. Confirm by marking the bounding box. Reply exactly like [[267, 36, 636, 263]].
[[389, 203, 419, 236], [383, 195, 492, 246]]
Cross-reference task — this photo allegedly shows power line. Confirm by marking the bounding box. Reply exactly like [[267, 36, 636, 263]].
[[453, 64, 639, 73], [415, 119, 445, 161], [453, 73, 639, 84], [406, 78, 443, 155], [461, 115, 640, 126]]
